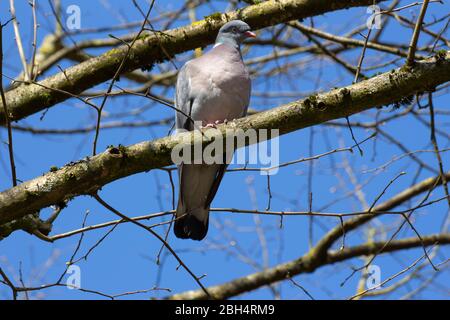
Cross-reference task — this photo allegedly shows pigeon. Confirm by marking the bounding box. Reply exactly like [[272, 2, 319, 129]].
[[173, 20, 255, 240]]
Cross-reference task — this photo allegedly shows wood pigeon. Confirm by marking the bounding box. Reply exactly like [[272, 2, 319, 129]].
[[174, 20, 255, 240]]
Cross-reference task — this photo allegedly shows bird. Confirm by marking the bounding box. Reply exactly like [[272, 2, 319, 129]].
[[173, 20, 255, 240]]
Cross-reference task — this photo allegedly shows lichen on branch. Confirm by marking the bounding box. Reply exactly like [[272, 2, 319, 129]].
[[0, 51, 448, 226]]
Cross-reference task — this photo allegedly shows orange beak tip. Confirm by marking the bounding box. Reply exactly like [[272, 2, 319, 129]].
[[245, 31, 257, 38]]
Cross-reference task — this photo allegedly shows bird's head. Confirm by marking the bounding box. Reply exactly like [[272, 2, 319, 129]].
[[215, 20, 256, 48]]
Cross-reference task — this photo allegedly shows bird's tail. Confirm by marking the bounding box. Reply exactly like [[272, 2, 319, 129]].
[[174, 163, 225, 241], [174, 203, 209, 241]]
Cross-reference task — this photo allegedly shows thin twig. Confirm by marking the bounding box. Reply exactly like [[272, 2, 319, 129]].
[[406, 0, 430, 66], [92, 194, 211, 298], [428, 92, 450, 209], [9, 0, 30, 81], [92, 1, 156, 155], [0, 22, 17, 186]]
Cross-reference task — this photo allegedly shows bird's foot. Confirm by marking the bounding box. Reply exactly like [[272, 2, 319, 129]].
[[201, 123, 217, 129], [201, 119, 229, 129]]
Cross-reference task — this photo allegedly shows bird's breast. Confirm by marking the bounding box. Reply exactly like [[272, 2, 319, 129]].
[[192, 65, 250, 123]]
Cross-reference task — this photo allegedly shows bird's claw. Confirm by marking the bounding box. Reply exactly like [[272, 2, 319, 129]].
[[201, 119, 229, 129], [201, 123, 217, 129]]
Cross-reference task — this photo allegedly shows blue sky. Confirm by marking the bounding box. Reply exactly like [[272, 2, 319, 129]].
[[0, 0, 449, 299]]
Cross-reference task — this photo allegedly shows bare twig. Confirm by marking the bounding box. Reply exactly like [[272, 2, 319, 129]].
[[0, 22, 17, 186], [406, 0, 430, 66]]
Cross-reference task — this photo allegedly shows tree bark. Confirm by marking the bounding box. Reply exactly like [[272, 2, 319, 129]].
[[0, 51, 448, 226], [0, 0, 387, 123], [167, 234, 450, 300]]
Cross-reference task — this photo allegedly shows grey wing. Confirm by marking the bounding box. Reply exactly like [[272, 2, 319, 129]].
[[242, 84, 251, 117], [175, 63, 193, 131], [242, 71, 251, 117]]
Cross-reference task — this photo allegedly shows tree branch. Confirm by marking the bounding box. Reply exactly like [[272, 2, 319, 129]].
[[0, 51, 449, 226], [167, 233, 450, 300], [0, 0, 388, 123]]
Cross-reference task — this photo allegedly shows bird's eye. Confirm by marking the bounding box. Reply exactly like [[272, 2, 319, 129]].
[[232, 27, 238, 33]]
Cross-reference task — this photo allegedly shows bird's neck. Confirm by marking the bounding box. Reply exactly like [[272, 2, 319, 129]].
[[215, 36, 241, 52]]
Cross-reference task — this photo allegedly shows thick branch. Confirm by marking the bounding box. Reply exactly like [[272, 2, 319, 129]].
[[0, 0, 387, 123], [0, 51, 449, 226], [311, 169, 450, 260], [167, 233, 450, 300]]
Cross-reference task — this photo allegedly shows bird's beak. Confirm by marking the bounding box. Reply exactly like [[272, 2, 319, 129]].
[[244, 31, 256, 38]]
